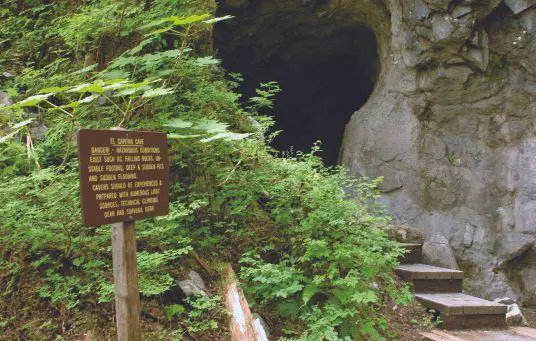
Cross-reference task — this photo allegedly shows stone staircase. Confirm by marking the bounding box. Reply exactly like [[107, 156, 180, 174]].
[[397, 242, 536, 340], [396, 243, 511, 334]]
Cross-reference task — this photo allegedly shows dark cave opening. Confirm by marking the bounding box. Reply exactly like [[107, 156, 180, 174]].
[[214, 5, 380, 165]]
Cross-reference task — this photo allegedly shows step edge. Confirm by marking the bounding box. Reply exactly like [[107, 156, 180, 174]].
[[415, 294, 508, 315], [419, 330, 465, 341], [395, 264, 464, 280], [399, 243, 423, 247]]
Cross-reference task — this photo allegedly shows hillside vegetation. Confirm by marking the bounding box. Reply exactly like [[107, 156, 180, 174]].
[[0, 1, 411, 339]]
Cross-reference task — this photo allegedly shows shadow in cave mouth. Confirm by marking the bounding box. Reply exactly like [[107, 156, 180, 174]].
[[214, 6, 379, 166]]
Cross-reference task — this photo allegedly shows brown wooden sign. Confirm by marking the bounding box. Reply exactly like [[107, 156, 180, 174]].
[[78, 129, 169, 226]]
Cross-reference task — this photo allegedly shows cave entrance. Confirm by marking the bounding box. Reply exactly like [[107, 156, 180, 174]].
[[214, 3, 380, 166]]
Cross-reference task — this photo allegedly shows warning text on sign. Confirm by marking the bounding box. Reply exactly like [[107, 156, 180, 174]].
[[78, 129, 169, 226]]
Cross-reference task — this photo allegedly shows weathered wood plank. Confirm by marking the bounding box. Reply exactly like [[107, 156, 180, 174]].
[[512, 327, 536, 338], [432, 330, 466, 340], [420, 330, 465, 341], [395, 264, 464, 280], [422, 328, 536, 341], [440, 313, 506, 329], [412, 279, 463, 293], [415, 293, 507, 315], [420, 332, 450, 341], [112, 221, 141, 341], [399, 243, 423, 264]]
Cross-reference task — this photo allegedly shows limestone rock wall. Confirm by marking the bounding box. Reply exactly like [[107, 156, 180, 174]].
[[342, 0, 536, 303], [216, 0, 536, 303]]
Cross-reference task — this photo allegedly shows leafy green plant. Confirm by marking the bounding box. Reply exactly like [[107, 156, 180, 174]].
[[184, 294, 225, 333], [165, 304, 186, 321], [233, 150, 406, 339], [0, 1, 410, 340], [137, 248, 192, 297], [164, 295, 227, 335]]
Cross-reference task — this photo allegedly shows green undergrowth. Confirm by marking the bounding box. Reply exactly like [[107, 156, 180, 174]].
[[0, 1, 410, 340]]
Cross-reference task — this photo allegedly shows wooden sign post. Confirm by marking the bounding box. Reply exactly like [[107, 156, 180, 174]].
[[77, 129, 169, 341], [112, 221, 141, 341]]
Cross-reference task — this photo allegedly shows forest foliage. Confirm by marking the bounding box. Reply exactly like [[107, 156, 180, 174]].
[[0, 1, 410, 340]]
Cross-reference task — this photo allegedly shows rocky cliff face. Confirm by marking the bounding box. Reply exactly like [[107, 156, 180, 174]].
[[216, 0, 536, 303], [341, 0, 536, 303]]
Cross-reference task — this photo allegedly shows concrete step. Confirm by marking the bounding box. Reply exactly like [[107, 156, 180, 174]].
[[395, 263, 464, 293], [415, 293, 507, 330], [421, 327, 536, 340], [399, 243, 423, 264]]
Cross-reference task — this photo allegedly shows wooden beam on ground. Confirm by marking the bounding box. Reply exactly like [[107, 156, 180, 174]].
[[223, 264, 270, 341]]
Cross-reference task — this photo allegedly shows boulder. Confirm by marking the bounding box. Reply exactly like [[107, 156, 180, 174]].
[[493, 297, 530, 326], [504, 0, 535, 15], [177, 270, 208, 297], [464, 28, 489, 71], [422, 234, 459, 270], [452, 5, 472, 19], [506, 304, 529, 327], [494, 297, 516, 305], [521, 8, 536, 32], [393, 224, 425, 244], [30, 121, 48, 140], [431, 14, 455, 42], [493, 297, 529, 326], [0, 91, 11, 107]]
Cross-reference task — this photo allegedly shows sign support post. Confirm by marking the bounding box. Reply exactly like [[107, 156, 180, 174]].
[[77, 128, 169, 341], [112, 221, 141, 341]]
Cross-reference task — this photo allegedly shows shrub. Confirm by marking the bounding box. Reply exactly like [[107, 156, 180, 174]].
[[231, 150, 408, 339]]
